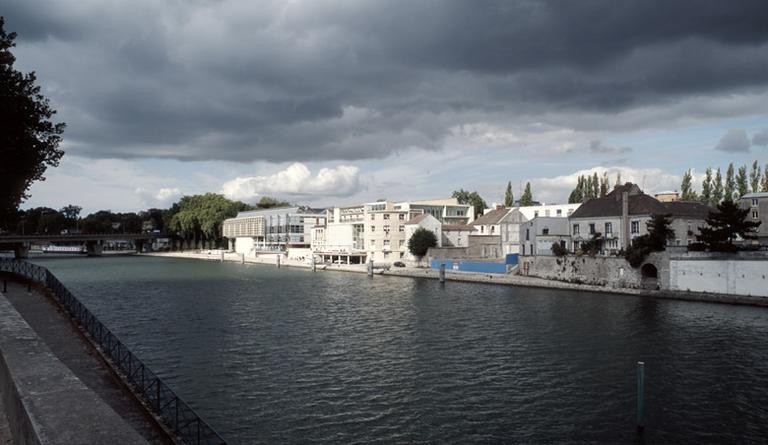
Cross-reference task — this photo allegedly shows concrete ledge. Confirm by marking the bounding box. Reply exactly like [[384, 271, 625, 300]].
[[0, 295, 148, 445]]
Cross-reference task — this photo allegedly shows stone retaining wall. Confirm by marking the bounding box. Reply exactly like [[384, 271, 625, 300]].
[[519, 255, 643, 288], [0, 294, 147, 445]]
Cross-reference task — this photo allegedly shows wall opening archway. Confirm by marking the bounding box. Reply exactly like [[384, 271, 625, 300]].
[[640, 263, 659, 289]]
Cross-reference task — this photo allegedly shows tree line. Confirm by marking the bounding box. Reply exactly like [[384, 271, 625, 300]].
[[567, 172, 621, 204], [9, 195, 291, 249], [681, 160, 768, 206]]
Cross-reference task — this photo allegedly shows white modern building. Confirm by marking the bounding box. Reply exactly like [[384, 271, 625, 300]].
[[222, 207, 326, 255], [403, 214, 442, 262]]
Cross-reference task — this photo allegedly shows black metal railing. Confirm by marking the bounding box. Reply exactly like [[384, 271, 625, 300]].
[[0, 259, 228, 445]]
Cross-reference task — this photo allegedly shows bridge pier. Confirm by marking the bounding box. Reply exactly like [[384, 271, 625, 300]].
[[86, 240, 103, 257], [13, 243, 30, 260]]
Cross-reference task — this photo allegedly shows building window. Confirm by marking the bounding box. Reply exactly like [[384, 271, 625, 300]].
[[753, 198, 759, 206], [491, 226, 495, 234], [400, 252, 404, 258], [384, 225, 391, 233], [605, 222, 612, 235], [534, 211, 539, 217], [545, 210, 550, 216], [370, 225, 375, 232], [370, 240, 376, 248], [384, 239, 390, 247], [384, 252, 389, 259], [631, 220, 640, 234], [399, 214, 405, 220], [525, 229, 530, 241], [542, 227, 549, 235], [384, 214, 390, 220], [573, 224, 579, 235], [556, 209, 562, 216], [753, 210, 759, 219], [399, 240, 404, 247], [370, 214, 375, 221], [589, 223, 596, 234], [567, 209, 574, 215], [399, 225, 404, 232]]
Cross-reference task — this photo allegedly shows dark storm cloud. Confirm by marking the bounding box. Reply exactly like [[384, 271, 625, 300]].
[[3, 0, 768, 162]]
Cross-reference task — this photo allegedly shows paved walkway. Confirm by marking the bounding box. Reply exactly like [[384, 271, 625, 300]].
[[0, 279, 170, 444]]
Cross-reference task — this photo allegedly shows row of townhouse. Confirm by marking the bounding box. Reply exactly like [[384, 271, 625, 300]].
[[223, 198, 476, 264], [222, 183, 747, 264]]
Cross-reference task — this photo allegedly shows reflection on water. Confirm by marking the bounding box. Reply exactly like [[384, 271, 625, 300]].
[[34, 256, 768, 444]]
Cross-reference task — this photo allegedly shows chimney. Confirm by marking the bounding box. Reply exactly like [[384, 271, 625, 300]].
[[622, 191, 630, 249]]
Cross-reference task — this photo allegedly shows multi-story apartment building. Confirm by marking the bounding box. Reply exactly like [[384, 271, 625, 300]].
[[520, 217, 572, 256], [312, 198, 475, 265], [222, 207, 326, 254], [740, 192, 768, 245]]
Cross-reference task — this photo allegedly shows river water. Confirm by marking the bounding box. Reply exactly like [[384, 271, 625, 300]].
[[32, 255, 768, 444]]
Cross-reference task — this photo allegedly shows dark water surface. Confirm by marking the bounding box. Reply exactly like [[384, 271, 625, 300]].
[[32, 256, 768, 444]]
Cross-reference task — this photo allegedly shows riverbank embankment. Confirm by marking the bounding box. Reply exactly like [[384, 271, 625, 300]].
[[0, 277, 168, 444], [145, 251, 768, 307]]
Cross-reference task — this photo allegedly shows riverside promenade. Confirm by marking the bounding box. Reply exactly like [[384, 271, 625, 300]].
[[146, 251, 768, 307], [0, 277, 168, 444]]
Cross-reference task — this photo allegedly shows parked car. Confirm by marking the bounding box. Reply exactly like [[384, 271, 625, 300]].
[[393, 261, 406, 267]]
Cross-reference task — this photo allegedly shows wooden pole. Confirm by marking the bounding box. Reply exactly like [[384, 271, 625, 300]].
[[367, 258, 373, 277], [439, 263, 446, 283], [277, 255, 281, 268], [637, 361, 645, 434], [311, 256, 316, 272]]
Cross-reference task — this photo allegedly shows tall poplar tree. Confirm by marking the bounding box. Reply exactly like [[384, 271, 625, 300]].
[[592, 172, 599, 198], [724, 163, 736, 202], [680, 169, 696, 201], [736, 165, 749, 199], [600, 172, 609, 197], [504, 181, 514, 207], [701, 167, 713, 205], [749, 161, 761, 193], [763, 163, 768, 192], [520, 182, 534, 206], [713, 168, 724, 204]]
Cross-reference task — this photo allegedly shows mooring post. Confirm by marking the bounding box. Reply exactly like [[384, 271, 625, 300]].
[[439, 263, 446, 283], [220, 251, 224, 263], [277, 255, 281, 268], [367, 258, 374, 277], [637, 361, 645, 434], [311, 256, 316, 272], [241, 253, 245, 264]]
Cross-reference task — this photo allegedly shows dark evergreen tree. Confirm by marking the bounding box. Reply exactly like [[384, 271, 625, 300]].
[[724, 163, 736, 202], [680, 169, 697, 201], [696, 200, 761, 252], [736, 164, 749, 199], [713, 167, 724, 204], [520, 182, 534, 206]]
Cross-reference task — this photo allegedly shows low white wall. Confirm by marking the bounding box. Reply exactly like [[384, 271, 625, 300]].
[[669, 259, 768, 297]]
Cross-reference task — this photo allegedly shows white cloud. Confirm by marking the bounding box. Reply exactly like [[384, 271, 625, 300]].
[[221, 163, 361, 201], [135, 187, 182, 208], [531, 166, 682, 204]]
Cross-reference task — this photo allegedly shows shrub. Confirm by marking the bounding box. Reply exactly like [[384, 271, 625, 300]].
[[551, 242, 568, 257]]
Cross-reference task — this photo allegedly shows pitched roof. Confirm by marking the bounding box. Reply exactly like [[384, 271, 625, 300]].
[[404, 214, 432, 225], [742, 192, 768, 199], [663, 200, 711, 219], [471, 207, 511, 225], [442, 224, 474, 231], [569, 190, 667, 219]]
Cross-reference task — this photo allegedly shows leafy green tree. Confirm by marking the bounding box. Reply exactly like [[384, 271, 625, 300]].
[[504, 181, 514, 207], [0, 18, 66, 230], [701, 168, 713, 205], [256, 196, 289, 208], [750, 161, 761, 193], [551, 241, 568, 257], [452, 189, 487, 216], [520, 182, 534, 206], [736, 164, 749, 199], [724, 163, 736, 202], [407, 227, 437, 263], [680, 169, 697, 201], [696, 200, 761, 252], [17, 207, 65, 235], [60, 204, 81, 229], [168, 193, 251, 248], [712, 167, 724, 204], [568, 176, 583, 204]]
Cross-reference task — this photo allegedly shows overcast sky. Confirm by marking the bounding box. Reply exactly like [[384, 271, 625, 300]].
[[6, 0, 768, 213]]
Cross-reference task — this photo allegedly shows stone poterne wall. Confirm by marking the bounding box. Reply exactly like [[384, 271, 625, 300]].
[[519, 255, 643, 288]]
